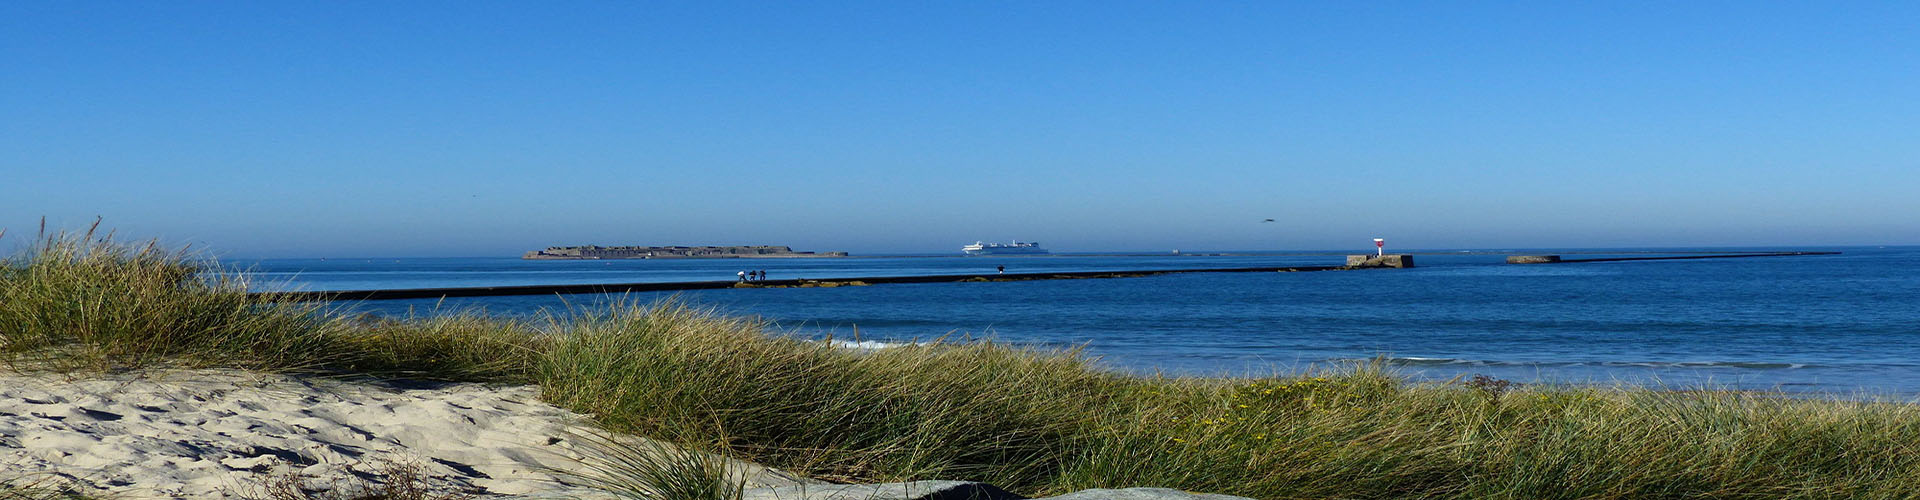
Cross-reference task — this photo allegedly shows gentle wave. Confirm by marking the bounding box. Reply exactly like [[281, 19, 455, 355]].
[[1369, 357, 1815, 370], [826, 340, 917, 350]]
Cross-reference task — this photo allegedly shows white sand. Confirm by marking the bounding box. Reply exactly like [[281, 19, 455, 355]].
[[0, 370, 809, 498]]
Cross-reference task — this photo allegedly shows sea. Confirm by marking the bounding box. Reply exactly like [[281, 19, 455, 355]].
[[240, 247, 1920, 395]]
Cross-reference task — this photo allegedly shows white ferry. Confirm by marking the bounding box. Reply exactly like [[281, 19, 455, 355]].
[[962, 241, 1049, 255]]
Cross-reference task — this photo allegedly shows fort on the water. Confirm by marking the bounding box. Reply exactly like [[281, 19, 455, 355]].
[[522, 245, 849, 260]]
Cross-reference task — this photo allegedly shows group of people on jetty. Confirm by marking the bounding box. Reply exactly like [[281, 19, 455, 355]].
[[736, 266, 1006, 283]]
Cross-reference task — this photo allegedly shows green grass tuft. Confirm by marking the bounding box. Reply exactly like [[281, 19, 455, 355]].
[[536, 299, 1120, 485], [555, 430, 747, 500], [0, 231, 539, 381]]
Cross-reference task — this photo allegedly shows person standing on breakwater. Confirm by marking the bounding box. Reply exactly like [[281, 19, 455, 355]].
[[738, 270, 748, 282], [757, 270, 767, 281], [997, 265, 1005, 274]]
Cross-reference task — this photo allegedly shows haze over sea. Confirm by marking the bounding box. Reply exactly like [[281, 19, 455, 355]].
[[250, 247, 1920, 395]]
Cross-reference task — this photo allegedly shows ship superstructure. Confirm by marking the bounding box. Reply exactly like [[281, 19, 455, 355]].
[[962, 241, 1049, 255]]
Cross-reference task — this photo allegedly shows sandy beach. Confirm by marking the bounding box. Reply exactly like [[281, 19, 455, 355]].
[[0, 369, 807, 498]]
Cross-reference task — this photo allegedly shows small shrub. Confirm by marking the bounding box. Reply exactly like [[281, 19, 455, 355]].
[[556, 430, 745, 500], [240, 459, 473, 500], [1465, 374, 1516, 396], [0, 474, 90, 500]]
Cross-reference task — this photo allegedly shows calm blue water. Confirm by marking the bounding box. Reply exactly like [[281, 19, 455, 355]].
[[240, 248, 1920, 394]]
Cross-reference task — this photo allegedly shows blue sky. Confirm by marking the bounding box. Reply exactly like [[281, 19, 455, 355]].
[[4, 2, 1916, 257]]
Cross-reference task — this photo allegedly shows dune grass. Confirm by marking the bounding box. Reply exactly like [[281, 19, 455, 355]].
[[8, 232, 1920, 499], [0, 227, 542, 380], [556, 430, 749, 500], [241, 458, 475, 500], [0, 475, 93, 500]]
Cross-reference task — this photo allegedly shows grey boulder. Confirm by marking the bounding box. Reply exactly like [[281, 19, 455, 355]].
[[741, 480, 1022, 500], [739, 481, 1254, 500], [1034, 487, 1254, 500]]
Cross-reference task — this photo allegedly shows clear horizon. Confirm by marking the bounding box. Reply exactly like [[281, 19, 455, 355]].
[[6, 2, 1917, 258]]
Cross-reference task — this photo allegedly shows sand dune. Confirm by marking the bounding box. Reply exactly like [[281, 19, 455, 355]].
[[0, 369, 808, 498]]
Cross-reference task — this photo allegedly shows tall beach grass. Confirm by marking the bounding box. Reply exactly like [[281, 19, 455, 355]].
[[6, 231, 1920, 498]]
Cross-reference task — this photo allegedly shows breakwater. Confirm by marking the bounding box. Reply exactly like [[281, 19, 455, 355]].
[[524, 245, 848, 260], [1346, 254, 1415, 268], [261, 265, 1351, 301], [1505, 251, 1839, 264]]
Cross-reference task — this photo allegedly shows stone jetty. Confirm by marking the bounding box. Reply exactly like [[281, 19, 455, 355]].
[[524, 245, 848, 259], [1346, 254, 1415, 268], [1504, 252, 1837, 264], [260, 264, 1361, 302]]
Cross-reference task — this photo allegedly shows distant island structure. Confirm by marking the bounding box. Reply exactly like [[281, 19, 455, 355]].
[[523, 245, 849, 260]]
